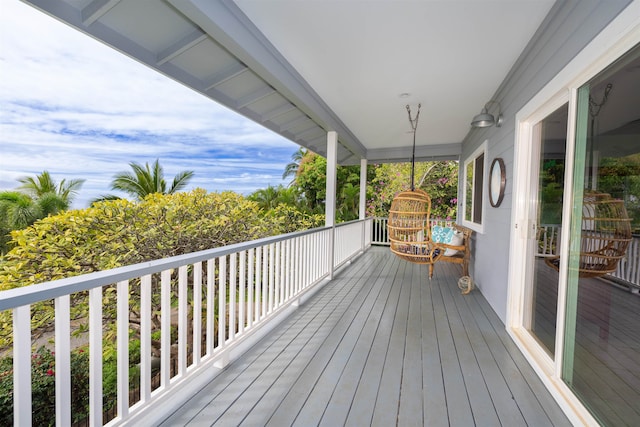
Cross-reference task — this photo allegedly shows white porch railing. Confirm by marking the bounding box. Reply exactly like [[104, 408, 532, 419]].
[[371, 217, 453, 246], [373, 218, 639, 289], [372, 217, 389, 245], [614, 234, 640, 288], [334, 219, 372, 268], [0, 218, 373, 426]]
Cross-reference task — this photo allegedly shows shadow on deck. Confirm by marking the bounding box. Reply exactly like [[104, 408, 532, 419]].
[[160, 247, 570, 426]]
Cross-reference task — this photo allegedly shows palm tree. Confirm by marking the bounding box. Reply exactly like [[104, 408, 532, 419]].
[[338, 183, 360, 221], [17, 170, 85, 206], [89, 194, 123, 206], [248, 185, 281, 210], [0, 191, 40, 229], [110, 159, 194, 200], [0, 190, 68, 254], [282, 148, 307, 185]]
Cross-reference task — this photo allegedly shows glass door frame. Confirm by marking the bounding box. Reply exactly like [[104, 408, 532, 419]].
[[507, 90, 574, 376], [506, 6, 640, 425]]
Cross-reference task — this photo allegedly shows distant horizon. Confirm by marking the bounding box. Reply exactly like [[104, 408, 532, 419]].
[[0, 0, 300, 209]]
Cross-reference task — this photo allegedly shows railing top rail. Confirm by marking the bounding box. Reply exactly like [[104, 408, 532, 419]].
[[0, 223, 341, 311], [335, 218, 371, 228]]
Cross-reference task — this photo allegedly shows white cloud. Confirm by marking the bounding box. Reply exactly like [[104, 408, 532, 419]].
[[0, 0, 299, 208]]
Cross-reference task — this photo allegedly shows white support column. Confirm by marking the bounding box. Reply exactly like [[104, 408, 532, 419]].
[[325, 131, 338, 227], [359, 158, 368, 251], [359, 158, 368, 220], [326, 131, 338, 278]]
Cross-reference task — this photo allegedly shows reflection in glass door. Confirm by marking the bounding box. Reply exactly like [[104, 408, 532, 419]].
[[562, 44, 640, 426], [524, 104, 568, 357]]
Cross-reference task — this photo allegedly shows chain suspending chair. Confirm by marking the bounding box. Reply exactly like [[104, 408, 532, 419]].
[[387, 104, 444, 278]]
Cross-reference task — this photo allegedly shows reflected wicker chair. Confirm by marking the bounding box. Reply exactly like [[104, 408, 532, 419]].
[[545, 192, 632, 278]]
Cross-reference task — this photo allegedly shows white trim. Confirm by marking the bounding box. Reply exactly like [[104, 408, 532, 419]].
[[554, 86, 579, 380], [509, 89, 569, 331], [461, 140, 487, 233], [507, 1, 640, 424], [325, 131, 338, 227], [508, 91, 570, 383], [359, 158, 367, 220]]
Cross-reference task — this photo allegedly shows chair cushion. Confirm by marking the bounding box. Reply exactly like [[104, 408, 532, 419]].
[[432, 225, 464, 256], [431, 225, 452, 243]]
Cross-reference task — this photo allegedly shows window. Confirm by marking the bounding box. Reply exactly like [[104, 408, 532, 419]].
[[462, 142, 486, 231]]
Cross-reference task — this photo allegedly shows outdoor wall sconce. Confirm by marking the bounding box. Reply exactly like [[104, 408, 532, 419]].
[[471, 100, 503, 128]]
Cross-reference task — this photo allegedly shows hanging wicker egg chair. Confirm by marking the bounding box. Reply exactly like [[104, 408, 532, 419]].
[[388, 189, 443, 272], [386, 104, 444, 279], [545, 192, 632, 278]]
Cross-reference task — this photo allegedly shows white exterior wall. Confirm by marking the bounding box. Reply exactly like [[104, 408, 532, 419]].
[[460, 0, 633, 323]]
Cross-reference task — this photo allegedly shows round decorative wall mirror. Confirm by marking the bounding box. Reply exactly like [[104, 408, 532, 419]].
[[489, 157, 506, 207]]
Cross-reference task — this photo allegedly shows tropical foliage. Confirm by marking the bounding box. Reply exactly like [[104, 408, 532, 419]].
[[0, 171, 85, 254], [0, 189, 323, 348], [97, 159, 194, 201], [598, 153, 640, 233], [0, 346, 90, 426], [367, 161, 459, 219], [291, 151, 375, 221], [17, 170, 84, 204], [248, 184, 303, 211], [282, 147, 307, 184]]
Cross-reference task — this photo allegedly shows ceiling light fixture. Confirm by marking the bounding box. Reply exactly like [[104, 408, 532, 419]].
[[471, 100, 503, 128]]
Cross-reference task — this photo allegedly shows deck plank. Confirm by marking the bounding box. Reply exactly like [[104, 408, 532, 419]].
[[471, 288, 572, 426], [421, 264, 449, 427], [267, 251, 395, 427], [443, 267, 528, 426], [396, 263, 426, 427], [236, 253, 384, 426], [437, 264, 501, 427], [291, 252, 395, 426], [318, 256, 401, 426], [160, 247, 571, 427], [369, 259, 411, 427], [431, 266, 476, 426], [343, 256, 406, 426]]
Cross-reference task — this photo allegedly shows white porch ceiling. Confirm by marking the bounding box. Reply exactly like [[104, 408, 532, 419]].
[[22, 0, 555, 164]]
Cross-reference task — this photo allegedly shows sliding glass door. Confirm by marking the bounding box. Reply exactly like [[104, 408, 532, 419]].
[[561, 45, 640, 426], [524, 104, 568, 358], [513, 40, 640, 426]]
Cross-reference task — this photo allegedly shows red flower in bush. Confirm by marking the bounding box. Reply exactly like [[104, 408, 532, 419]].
[[46, 369, 54, 376]]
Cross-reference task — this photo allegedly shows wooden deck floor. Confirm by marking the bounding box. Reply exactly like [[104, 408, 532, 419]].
[[160, 247, 570, 426]]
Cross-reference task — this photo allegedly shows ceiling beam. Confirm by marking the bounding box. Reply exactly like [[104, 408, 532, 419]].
[[204, 62, 248, 90], [236, 86, 276, 109], [157, 29, 208, 65], [366, 143, 462, 164], [294, 124, 322, 139], [81, 0, 121, 26], [261, 103, 297, 122], [278, 115, 309, 132]]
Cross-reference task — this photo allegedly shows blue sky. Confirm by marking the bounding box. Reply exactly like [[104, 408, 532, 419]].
[[0, 0, 299, 208]]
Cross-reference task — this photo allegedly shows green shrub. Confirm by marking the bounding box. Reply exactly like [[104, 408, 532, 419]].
[[264, 205, 324, 233], [0, 346, 90, 426], [0, 190, 273, 349]]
